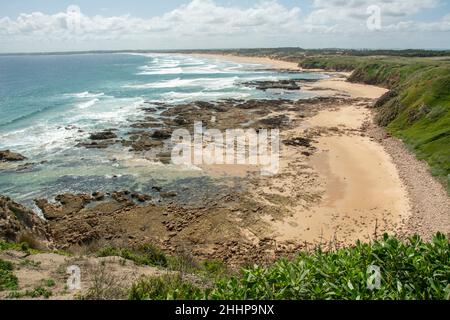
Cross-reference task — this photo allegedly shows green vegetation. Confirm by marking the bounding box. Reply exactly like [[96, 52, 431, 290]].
[[129, 275, 205, 300], [0, 259, 18, 291], [42, 279, 56, 288], [6, 279, 55, 299], [128, 234, 450, 300], [298, 55, 450, 189], [19, 259, 42, 269], [96, 244, 228, 278], [8, 286, 53, 299], [97, 244, 168, 267], [0, 240, 41, 254], [0, 240, 71, 258]]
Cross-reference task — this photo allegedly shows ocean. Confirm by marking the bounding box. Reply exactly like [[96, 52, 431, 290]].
[[0, 53, 323, 206]]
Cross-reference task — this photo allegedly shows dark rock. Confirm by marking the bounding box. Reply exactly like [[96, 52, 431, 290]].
[[174, 117, 188, 126], [283, 137, 312, 148], [195, 101, 215, 109], [92, 192, 105, 201], [0, 150, 27, 162], [127, 134, 164, 152], [160, 191, 178, 198], [243, 80, 301, 91], [89, 131, 117, 140], [112, 191, 134, 206], [77, 141, 111, 149], [152, 129, 172, 140], [259, 115, 290, 128], [35, 193, 92, 221], [131, 122, 162, 129], [131, 193, 152, 202], [0, 196, 51, 244]]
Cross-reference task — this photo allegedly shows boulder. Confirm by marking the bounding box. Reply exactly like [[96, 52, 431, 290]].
[[89, 131, 117, 140], [0, 196, 50, 245], [0, 150, 26, 162], [152, 129, 172, 140]]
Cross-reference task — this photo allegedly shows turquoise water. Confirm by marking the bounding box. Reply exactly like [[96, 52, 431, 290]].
[[0, 53, 323, 204]]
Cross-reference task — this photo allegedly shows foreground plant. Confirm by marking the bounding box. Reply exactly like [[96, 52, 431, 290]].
[[129, 233, 450, 300]]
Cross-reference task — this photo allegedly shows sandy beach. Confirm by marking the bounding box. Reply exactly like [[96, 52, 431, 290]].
[[188, 53, 302, 70], [2, 52, 448, 267], [188, 55, 410, 243], [186, 53, 447, 245]]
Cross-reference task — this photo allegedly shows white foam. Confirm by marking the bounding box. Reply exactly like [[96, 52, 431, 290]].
[[0, 96, 146, 155], [77, 98, 100, 109], [162, 91, 250, 102], [69, 91, 105, 99], [137, 67, 184, 75], [123, 77, 239, 90]]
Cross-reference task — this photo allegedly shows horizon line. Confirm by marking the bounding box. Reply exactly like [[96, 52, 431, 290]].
[[1, 47, 450, 56]]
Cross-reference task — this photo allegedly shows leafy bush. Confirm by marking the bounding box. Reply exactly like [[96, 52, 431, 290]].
[[0, 259, 18, 291], [0, 240, 33, 253], [209, 234, 449, 300], [26, 286, 52, 299], [127, 234, 449, 300], [128, 275, 205, 300]]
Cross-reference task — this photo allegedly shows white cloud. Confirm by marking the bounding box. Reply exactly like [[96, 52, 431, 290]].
[[0, 0, 449, 51], [0, 0, 301, 39]]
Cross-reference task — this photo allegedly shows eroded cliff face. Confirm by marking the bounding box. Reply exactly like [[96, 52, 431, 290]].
[[0, 196, 51, 246]]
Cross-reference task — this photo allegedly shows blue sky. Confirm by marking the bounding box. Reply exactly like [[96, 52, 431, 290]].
[[1, 0, 449, 52], [2, 0, 449, 20]]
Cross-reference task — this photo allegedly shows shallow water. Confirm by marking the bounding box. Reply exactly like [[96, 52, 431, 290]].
[[0, 53, 323, 204]]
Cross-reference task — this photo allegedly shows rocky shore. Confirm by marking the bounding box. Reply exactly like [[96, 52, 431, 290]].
[[1, 60, 448, 270], [0, 150, 26, 162]]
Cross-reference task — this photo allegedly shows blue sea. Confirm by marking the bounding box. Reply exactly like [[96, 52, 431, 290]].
[[0, 53, 323, 205]]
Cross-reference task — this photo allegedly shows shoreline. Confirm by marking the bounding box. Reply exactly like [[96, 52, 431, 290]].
[[196, 52, 449, 240], [185, 53, 302, 71], [1, 53, 449, 264]]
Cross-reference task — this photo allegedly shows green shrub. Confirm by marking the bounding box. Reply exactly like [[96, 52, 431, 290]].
[[0, 259, 13, 271], [209, 233, 450, 300], [25, 286, 52, 299], [97, 244, 168, 268], [0, 259, 18, 291], [43, 279, 56, 288], [0, 270, 19, 291], [128, 275, 205, 300], [127, 234, 449, 301]]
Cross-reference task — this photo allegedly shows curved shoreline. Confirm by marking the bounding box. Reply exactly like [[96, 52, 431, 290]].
[[188, 52, 449, 241], [1, 53, 448, 263]]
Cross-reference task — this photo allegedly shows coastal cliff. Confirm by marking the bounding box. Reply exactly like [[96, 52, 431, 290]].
[[299, 55, 450, 190]]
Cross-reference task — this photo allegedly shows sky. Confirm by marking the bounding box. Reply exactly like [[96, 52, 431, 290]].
[[0, 0, 449, 53]]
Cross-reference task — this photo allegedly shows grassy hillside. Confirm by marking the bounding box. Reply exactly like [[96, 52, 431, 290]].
[[300, 56, 450, 190]]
